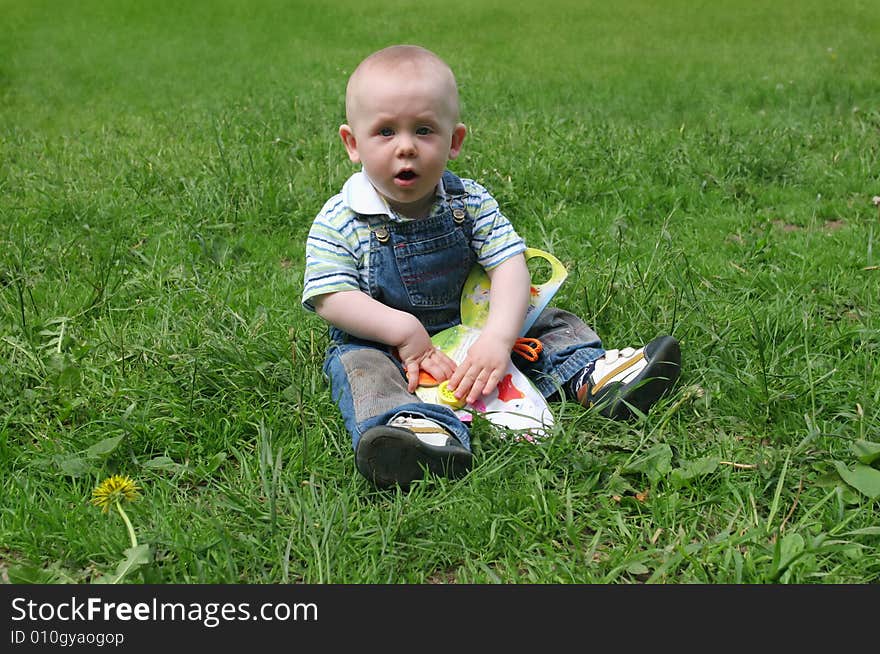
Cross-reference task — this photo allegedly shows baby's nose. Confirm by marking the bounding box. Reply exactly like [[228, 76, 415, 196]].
[[396, 133, 416, 155]]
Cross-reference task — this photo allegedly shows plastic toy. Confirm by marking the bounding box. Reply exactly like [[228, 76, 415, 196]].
[[414, 248, 568, 438]]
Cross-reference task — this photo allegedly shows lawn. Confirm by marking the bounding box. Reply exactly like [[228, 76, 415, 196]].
[[1, 0, 878, 584]]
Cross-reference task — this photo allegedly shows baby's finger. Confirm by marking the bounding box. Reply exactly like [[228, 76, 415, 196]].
[[405, 360, 421, 393], [447, 363, 466, 392], [481, 369, 503, 397], [431, 347, 457, 366], [459, 365, 491, 403], [424, 351, 456, 381], [466, 368, 496, 403], [440, 354, 459, 378], [449, 364, 476, 399]]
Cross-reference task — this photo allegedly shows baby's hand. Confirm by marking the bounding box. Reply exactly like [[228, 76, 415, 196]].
[[446, 334, 511, 404], [414, 347, 457, 391], [395, 320, 456, 393]]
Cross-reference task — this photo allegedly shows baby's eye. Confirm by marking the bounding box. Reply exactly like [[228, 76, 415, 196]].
[[378, 127, 394, 137], [415, 126, 433, 135]]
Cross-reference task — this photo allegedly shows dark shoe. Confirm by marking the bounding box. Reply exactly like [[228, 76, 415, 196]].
[[355, 415, 473, 490], [576, 335, 681, 420]]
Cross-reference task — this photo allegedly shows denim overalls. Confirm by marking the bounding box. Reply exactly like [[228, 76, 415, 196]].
[[322, 171, 605, 451]]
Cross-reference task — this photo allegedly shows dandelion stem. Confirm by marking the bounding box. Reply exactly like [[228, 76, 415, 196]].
[[115, 501, 138, 549]]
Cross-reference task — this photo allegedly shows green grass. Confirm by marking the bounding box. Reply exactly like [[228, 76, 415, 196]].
[[1, 0, 879, 584]]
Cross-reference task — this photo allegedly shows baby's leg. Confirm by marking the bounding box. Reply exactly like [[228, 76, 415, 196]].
[[520, 307, 681, 419], [518, 307, 605, 399], [322, 343, 469, 450]]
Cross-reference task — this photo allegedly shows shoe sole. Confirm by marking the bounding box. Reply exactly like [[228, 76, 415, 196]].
[[355, 426, 473, 490], [595, 335, 681, 420]]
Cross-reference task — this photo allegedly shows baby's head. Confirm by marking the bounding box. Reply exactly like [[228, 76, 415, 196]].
[[339, 45, 467, 218], [345, 45, 461, 128]]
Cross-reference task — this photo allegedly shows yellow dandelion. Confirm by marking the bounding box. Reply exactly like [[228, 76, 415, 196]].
[[91, 475, 140, 512], [91, 475, 140, 548]]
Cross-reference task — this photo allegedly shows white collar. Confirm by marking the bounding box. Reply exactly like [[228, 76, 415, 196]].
[[341, 170, 445, 219]]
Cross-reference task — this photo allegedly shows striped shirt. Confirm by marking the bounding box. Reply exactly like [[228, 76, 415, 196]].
[[302, 171, 526, 311]]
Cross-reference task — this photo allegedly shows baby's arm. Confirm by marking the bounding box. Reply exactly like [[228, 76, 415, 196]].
[[447, 253, 530, 403], [313, 290, 457, 392]]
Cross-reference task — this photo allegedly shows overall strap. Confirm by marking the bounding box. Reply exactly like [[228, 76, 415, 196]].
[[441, 170, 472, 230], [441, 169, 466, 197]]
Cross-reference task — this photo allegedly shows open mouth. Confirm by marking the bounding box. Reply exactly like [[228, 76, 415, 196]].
[[395, 170, 417, 181]]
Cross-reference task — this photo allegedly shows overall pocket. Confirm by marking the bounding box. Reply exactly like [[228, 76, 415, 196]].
[[393, 228, 473, 308]]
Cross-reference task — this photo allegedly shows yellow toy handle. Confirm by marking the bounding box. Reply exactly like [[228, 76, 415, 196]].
[[521, 248, 568, 335], [459, 247, 568, 334], [524, 247, 567, 284]]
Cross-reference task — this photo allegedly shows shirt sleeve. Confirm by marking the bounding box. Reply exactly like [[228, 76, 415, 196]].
[[465, 179, 527, 270], [301, 197, 363, 312]]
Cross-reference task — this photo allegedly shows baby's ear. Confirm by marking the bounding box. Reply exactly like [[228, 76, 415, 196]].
[[339, 124, 360, 163], [448, 123, 467, 160]]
